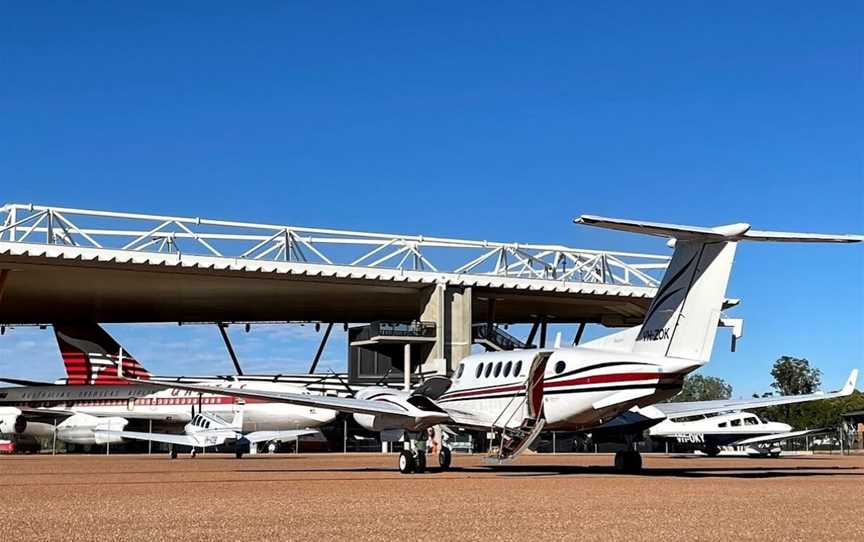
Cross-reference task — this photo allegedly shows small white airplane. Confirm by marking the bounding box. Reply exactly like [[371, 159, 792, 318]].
[[96, 408, 320, 459], [117, 215, 862, 473], [645, 369, 858, 457]]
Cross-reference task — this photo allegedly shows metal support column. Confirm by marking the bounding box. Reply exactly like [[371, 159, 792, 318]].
[[217, 323, 244, 376], [403, 343, 411, 391], [308, 323, 333, 373], [148, 419, 153, 455], [573, 322, 586, 346], [486, 298, 497, 337], [539, 319, 548, 348], [525, 321, 539, 347], [0, 269, 9, 306], [52, 418, 57, 455]]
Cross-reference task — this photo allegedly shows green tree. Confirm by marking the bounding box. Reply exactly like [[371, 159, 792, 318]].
[[770, 356, 822, 395], [671, 374, 732, 402]]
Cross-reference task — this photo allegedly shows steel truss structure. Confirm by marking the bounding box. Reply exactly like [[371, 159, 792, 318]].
[[0, 204, 668, 287]]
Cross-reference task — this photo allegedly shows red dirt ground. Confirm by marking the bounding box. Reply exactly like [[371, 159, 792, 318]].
[[1, 453, 861, 541]]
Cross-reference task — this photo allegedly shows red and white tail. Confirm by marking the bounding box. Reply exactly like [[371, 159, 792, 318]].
[[53, 324, 151, 385]]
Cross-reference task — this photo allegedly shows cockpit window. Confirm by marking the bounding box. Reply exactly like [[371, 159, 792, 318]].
[[731, 419, 741, 427], [744, 417, 759, 426]]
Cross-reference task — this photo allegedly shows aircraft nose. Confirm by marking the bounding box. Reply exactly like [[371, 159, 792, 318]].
[[779, 423, 792, 432]]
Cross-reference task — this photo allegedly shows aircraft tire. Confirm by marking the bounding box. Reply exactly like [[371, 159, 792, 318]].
[[190, 449, 197, 459], [627, 451, 642, 472], [399, 450, 415, 474], [705, 446, 721, 457], [614, 451, 625, 470], [235, 450, 244, 459], [415, 452, 426, 473], [438, 447, 452, 470], [169, 449, 178, 460], [614, 451, 642, 473]]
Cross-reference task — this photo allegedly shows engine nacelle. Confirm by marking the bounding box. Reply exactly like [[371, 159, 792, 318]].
[[56, 414, 129, 445], [353, 413, 412, 433], [0, 409, 57, 439], [0, 412, 26, 435]]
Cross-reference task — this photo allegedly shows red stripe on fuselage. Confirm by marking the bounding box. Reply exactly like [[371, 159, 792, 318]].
[[442, 372, 671, 401]]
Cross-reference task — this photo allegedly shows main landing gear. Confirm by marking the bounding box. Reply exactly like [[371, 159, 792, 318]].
[[398, 449, 426, 474], [614, 450, 642, 473], [438, 446, 452, 470], [397, 437, 452, 474], [614, 436, 643, 473]]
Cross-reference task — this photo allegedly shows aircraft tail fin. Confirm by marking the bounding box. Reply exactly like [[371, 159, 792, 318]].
[[230, 408, 244, 432], [54, 324, 151, 385], [575, 216, 861, 364]]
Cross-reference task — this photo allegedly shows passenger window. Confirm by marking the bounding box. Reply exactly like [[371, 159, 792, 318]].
[[456, 364, 465, 379], [554, 361, 566, 374], [731, 419, 741, 427], [744, 417, 758, 426], [484, 363, 493, 378], [718, 422, 727, 428], [475, 363, 484, 379], [514, 361, 522, 377], [503, 361, 512, 378]]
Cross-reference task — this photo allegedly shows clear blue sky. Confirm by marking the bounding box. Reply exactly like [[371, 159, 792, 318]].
[[0, 2, 861, 397]]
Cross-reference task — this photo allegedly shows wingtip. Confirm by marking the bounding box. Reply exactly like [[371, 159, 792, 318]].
[[844, 369, 859, 394]]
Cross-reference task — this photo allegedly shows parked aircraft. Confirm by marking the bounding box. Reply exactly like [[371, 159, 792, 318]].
[[645, 370, 857, 456], [0, 324, 337, 448], [118, 215, 862, 473], [96, 408, 320, 458]]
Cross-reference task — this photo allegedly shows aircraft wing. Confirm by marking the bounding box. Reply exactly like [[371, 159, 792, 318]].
[[732, 428, 833, 447], [125, 379, 414, 418], [440, 407, 495, 431], [655, 369, 858, 419], [243, 429, 321, 444], [0, 406, 78, 424], [0, 377, 58, 386], [97, 430, 198, 447]]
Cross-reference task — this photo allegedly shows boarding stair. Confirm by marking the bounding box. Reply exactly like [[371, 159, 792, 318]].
[[484, 351, 551, 464]]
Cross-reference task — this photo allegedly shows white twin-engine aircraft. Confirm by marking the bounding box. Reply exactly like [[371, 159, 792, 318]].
[[647, 369, 858, 457], [96, 408, 320, 459], [120, 215, 862, 474]]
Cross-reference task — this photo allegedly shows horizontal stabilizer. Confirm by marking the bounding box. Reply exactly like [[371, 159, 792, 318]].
[[575, 215, 863, 243], [0, 377, 57, 387]]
